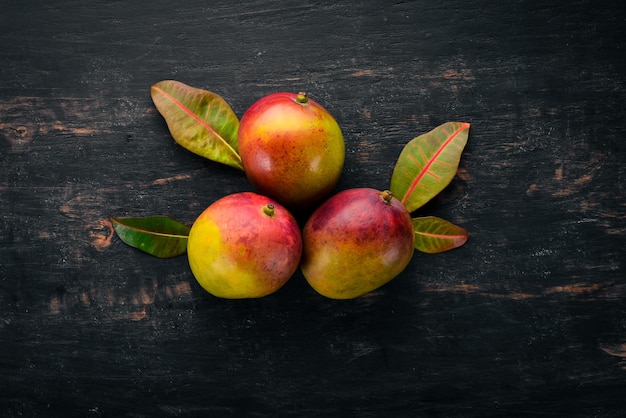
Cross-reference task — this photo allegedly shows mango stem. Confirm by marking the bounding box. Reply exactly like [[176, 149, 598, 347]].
[[263, 203, 275, 217], [296, 92, 308, 104], [380, 190, 393, 204]]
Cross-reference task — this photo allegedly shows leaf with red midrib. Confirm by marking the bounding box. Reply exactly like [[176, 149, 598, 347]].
[[151, 80, 243, 170], [390, 122, 470, 212], [412, 216, 469, 253]]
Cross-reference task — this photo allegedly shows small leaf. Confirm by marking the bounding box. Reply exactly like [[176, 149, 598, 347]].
[[151, 80, 243, 170], [110, 216, 190, 258], [390, 122, 470, 212], [412, 216, 469, 254]]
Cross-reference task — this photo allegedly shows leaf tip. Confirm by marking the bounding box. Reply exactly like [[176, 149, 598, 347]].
[[453, 121, 470, 131], [455, 233, 469, 248]]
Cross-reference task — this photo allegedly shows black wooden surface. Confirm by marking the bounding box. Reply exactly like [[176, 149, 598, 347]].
[[2, 1, 625, 417]]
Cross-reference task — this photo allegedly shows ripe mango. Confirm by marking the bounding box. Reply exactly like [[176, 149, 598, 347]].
[[301, 188, 415, 299], [187, 192, 302, 298], [238, 92, 345, 209]]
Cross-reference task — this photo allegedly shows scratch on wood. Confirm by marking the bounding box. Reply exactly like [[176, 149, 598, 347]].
[[60, 195, 107, 221], [1, 96, 115, 153], [44, 123, 98, 136], [552, 154, 603, 197], [425, 283, 482, 294], [47, 280, 194, 319], [600, 343, 626, 370], [423, 282, 620, 300], [443, 69, 475, 80], [441, 69, 475, 81], [351, 69, 375, 77], [113, 307, 147, 322], [349, 68, 395, 78], [526, 152, 611, 213], [601, 343, 626, 359], [554, 164, 564, 182], [152, 173, 192, 185], [526, 184, 539, 195], [543, 283, 603, 295], [455, 167, 471, 182], [165, 281, 192, 300], [347, 342, 381, 363]]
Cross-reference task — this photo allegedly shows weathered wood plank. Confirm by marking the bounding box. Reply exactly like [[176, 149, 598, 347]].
[[1, 0, 625, 416]]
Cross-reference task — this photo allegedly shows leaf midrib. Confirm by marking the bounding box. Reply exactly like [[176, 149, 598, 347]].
[[401, 123, 468, 205], [153, 84, 239, 159]]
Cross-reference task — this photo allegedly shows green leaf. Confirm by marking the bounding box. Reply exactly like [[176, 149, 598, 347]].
[[110, 216, 190, 258], [151, 80, 243, 170], [412, 216, 469, 254], [390, 122, 470, 212]]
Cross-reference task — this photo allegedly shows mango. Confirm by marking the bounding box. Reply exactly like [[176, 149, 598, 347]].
[[187, 192, 302, 298], [238, 92, 345, 209], [301, 188, 415, 299]]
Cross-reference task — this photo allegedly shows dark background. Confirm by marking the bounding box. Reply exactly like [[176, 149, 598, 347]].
[[1, 1, 625, 416]]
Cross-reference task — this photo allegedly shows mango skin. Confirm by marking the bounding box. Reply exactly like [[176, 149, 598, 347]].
[[238, 92, 345, 209], [187, 192, 302, 299], [301, 188, 415, 299]]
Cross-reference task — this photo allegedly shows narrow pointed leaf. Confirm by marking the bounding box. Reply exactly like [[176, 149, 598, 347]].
[[412, 216, 469, 254], [111, 216, 190, 258], [151, 80, 243, 170], [390, 122, 470, 212]]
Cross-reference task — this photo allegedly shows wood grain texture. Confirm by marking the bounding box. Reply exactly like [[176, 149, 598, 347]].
[[1, 0, 625, 416]]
